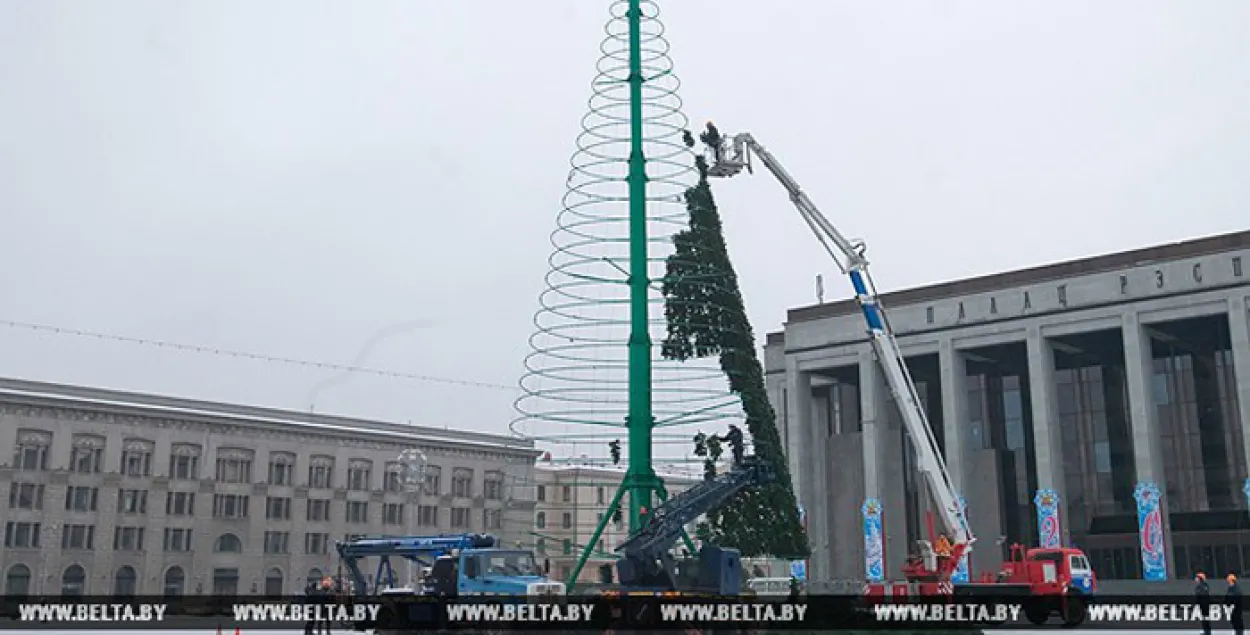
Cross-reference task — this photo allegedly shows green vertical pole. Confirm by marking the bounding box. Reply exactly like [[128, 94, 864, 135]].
[[623, 0, 659, 532]]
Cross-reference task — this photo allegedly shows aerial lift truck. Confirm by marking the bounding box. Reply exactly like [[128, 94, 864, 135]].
[[700, 124, 1096, 625]]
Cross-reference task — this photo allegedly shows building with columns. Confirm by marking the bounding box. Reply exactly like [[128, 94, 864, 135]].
[[765, 229, 1250, 583], [0, 377, 539, 596]]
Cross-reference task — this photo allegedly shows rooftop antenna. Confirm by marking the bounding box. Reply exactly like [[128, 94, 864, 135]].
[[816, 274, 825, 304]]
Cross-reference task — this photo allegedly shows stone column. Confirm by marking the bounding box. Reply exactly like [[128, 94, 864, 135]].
[[808, 385, 832, 581], [860, 348, 907, 577], [938, 339, 968, 490], [784, 360, 815, 576], [1227, 295, 1250, 476], [1121, 311, 1175, 578], [1026, 326, 1069, 543]]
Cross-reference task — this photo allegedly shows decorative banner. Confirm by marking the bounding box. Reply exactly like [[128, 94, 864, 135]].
[[951, 497, 970, 583], [1134, 481, 1168, 581], [1243, 478, 1250, 508], [798, 504, 809, 580], [789, 559, 807, 581], [1034, 489, 1062, 549], [862, 498, 885, 583]]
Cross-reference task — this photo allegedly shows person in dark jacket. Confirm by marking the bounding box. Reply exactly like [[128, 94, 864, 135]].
[[1195, 573, 1211, 635], [1228, 574, 1243, 635], [304, 580, 320, 635]]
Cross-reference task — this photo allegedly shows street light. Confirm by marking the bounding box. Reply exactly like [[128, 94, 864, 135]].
[[398, 448, 427, 590]]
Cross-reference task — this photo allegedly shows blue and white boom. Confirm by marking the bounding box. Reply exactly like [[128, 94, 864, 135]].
[[704, 128, 972, 553]]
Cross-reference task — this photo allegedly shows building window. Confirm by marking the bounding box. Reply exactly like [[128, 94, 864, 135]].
[[562, 512, 572, 529], [65, 486, 99, 512], [170, 453, 200, 480], [452, 469, 474, 498], [13, 431, 51, 471], [596, 487, 605, 505], [418, 505, 438, 527], [212, 494, 249, 519], [214, 533, 242, 553], [62, 524, 95, 550], [268, 455, 294, 486], [384, 464, 403, 492], [308, 460, 334, 489], [1094, 441, 1112, 474], [536, 538, 546, 555], [484, 472, 504, 500], [121, 446, 153, 477], [166, 492, 195, 516], [562, 486, 571, 502], [562, 539, 572, 555], [8, 483, 44, 510], [164, 566, 186, 596], [263, 531, 290, 554], [383, 503, 404, 526], [536, 485, 546, 502], [306, 499, 331, 522], [536, 512, 546, 529], [347, 463, 371, 491], [113, 527, 144, 551], [215, 456, 253, 483], [4, 522, 41, 548], [304, 533, 329, 555], [70, 446, 103, 474], [163, 528, 193, 552], [346, 501, 369, 524], [450, 507, 470, 529], [483, 509, 502, 530], [117, 490, 148, 515], [423, 466, 442, 496], [266, 497, 292, 520]]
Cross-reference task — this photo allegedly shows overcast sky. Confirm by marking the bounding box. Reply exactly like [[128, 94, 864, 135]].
[[1, 0, 1247, 447]]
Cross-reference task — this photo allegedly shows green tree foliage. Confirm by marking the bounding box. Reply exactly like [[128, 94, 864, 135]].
[[660, 149, 809, 559]]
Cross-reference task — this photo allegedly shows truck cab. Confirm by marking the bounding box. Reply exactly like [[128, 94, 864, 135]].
[[442, 548, 565, 597], [996, 546, 1097, 596]]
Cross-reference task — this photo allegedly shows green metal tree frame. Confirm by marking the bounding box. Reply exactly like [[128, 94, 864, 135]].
[[563, 0, 695, 588]]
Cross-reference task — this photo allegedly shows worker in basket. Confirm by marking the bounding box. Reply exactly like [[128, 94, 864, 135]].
[[934, 533, 954, 569]]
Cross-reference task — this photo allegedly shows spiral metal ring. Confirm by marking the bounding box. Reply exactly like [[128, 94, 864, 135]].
[[511, 0, 745, 469]]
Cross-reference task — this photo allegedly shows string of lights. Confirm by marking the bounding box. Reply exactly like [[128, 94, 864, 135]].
[[0, 318, 518, 392]]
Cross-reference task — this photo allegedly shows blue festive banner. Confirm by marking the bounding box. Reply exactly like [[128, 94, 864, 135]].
[[789, 559, 807, 581], [1134, 481, 1167, 581], [1034, 489, 1061, 548], [1243, 478, 1250, 508], [952, 496, 970, 583], [862, 498, 884, 583]]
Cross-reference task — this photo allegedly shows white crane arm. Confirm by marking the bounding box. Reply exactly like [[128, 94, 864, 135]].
[[706, 130, 972, 549]]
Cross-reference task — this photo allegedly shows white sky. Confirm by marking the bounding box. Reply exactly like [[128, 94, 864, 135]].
[[1, 0, 1247, 443]]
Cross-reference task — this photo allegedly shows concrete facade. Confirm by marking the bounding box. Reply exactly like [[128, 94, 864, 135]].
[[766, 230, 1250, 582], [0, 378, 539, 596]]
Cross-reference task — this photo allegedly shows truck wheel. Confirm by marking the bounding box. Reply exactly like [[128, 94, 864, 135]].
[[1024, 603, 1050, 625], [1062, 598, 1088, 628]]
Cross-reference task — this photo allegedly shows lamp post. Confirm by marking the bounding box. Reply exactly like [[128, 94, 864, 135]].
[[398, 448, 427, 590]]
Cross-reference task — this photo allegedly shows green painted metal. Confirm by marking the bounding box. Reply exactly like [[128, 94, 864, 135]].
[[565, 481, 628, 585], [622, 0, 662, 533], [566, 0, 666, 589]]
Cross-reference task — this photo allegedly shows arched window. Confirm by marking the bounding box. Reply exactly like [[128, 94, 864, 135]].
[[214, 533, 242, 553], [61, 565, 86, 596], [307, 568, 324, 588], [164, 567, 185, 597], [113, 566, 137, 596], [264, 568, 284, 595], [4, 564, 31, 596], [535, 512, 546, 529]]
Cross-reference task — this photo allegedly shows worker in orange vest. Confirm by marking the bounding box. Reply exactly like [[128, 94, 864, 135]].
[[934, 533, 954, 570]]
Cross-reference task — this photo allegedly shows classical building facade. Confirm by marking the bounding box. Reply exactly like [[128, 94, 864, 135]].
[[766, 229, 1250, 582], [0, 378, 539, 596], [528, 459, 699, 584]]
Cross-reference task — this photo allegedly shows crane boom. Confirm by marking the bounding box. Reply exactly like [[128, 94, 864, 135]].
[[703, 129, 972, 554]]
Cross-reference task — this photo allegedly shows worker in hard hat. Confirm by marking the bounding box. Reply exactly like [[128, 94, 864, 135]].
[[933, 533, 953, 572], [699, 121, 723, 162], [1195, 573, 1211, 635], [1228, 574, 1243, 635]]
